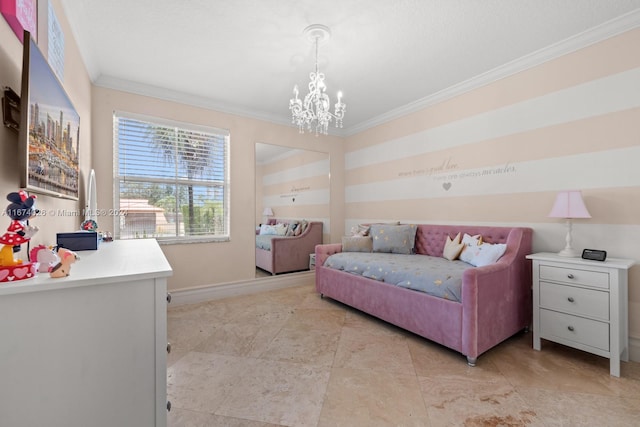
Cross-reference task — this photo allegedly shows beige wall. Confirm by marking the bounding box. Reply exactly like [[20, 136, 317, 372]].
[[91, 87, 344, 291], [343, 28, 640, 345], [0, 0, 92, 250]]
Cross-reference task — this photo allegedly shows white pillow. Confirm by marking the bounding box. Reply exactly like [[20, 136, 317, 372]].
[[458, 234, 483, 264], [466, 242, 508, 267], [274, 223, 288, 236], [259, 224, 277, 235]]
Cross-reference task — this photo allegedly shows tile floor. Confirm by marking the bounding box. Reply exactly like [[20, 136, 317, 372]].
[[167, 283, 640, 426]]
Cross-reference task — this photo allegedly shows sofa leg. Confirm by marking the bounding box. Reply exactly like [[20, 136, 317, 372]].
[[466, 356, 477, 367], [524, 325, 530, 333], [320, 293, 324, 299]]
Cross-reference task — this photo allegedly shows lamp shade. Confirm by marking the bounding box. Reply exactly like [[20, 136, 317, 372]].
[[262, 207, 273, 216], [548, 191, 591, 219]]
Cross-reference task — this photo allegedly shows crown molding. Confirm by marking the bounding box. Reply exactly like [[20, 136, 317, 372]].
[[344, 9, 640, 136], [94, 75, 289, 124]]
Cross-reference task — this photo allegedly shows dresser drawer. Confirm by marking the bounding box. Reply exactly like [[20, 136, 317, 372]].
[[539, 265, 609, 289], [539, 282, 609, 321], [540, 309, 609, 351]]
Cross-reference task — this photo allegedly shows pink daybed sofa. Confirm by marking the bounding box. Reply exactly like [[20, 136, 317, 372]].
[[256, 220, 323, 275], [315, 224, 533, 365]]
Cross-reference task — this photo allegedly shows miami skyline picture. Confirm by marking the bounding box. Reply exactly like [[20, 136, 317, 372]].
[[25, 35, 80, 199]]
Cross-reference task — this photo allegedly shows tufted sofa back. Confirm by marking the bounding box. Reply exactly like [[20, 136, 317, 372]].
[[414, 224, 519, 258]]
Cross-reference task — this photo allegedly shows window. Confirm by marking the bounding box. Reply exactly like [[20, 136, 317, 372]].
[[114, 112, 229, 242]]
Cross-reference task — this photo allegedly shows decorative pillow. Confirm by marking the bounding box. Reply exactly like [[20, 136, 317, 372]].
[[442, 232, 465, 261], [350, 224, 371, 237], [286, 222, 298, 237], [342, 236, 373, 252], [458, 234, 483, 264], [370, 224, 417, 254], [299, 220, 309, 235], [259, 224, 277, 235], [274, 223, 287, 236], [465, 242, 508, 267]]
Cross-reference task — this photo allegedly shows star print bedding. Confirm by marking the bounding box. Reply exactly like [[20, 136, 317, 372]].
[[323, 252, 470, 302]]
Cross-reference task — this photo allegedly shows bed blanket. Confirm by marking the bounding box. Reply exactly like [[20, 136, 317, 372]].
[[256, 234, 279, 250], [324, 252, 470, 302]]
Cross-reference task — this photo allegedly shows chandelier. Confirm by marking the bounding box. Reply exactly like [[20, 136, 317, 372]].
[[289, 24, 346, 136]]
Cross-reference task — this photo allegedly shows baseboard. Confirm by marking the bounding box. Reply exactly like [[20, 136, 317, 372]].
[[629, 336, 640, 363], [169, 271, 315, 306]]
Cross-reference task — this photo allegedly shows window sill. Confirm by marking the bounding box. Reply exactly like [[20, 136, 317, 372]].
[[156, 236, 230, 245]]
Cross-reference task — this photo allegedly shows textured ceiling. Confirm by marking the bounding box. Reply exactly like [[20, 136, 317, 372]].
[[61, 0, 640, 135]]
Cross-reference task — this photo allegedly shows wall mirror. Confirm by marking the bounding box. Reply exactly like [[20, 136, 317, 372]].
[[255, 142, 330, 278]]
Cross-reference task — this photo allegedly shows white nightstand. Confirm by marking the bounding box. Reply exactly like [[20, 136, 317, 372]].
[[526, 252, 635, 377]]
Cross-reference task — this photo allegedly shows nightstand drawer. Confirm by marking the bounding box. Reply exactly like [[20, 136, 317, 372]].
[[539, 265, 609, 289], [539, 282, 609, 321], [540, 309, 609, 351]]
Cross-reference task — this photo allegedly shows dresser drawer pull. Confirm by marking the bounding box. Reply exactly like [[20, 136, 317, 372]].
[[567, 274, 574, 279], [567, 326, 575, 332], [567, 297, 575, 303]]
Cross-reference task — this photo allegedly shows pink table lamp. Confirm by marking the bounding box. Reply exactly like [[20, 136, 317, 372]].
[[548, 190, 591, 257]]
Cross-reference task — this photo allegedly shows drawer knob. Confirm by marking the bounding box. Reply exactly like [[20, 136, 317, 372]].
[[568, 326, 575, 332], [567, 274, 575, 279], [567, 297, 575, 303], [166, 292, 172, 304]]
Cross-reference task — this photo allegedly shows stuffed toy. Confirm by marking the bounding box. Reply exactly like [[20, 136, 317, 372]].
[[49, 247, 79, 278], [0, 190, 39, 267]]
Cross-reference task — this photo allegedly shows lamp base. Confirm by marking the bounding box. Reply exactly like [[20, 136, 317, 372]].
[[557, 247, 580, 257], [556, 219, 581, 257]]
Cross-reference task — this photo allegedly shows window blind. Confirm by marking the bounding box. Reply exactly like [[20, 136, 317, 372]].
[[114, 113, 230, 241]]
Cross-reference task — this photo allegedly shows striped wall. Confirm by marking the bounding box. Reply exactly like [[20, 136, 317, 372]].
[[257, 147, 331, 242], [344, 28, 640, 358]]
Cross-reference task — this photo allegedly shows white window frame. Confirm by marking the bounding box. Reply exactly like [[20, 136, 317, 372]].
[[113, 111, 230, 244]]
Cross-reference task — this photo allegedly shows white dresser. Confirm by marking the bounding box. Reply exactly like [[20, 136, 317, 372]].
[[527, 252, 635, 377], [0, 239, 172, 426]]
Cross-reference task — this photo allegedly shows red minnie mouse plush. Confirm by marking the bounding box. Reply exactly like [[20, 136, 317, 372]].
[[0, 190, 39, 267]]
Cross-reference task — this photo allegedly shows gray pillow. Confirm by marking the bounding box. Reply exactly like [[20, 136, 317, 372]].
[[370, 224, 417, 254], [342, 236, 373, 252]]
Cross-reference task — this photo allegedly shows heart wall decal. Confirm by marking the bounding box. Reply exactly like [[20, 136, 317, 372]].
[[442, 182, 452, 191]]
